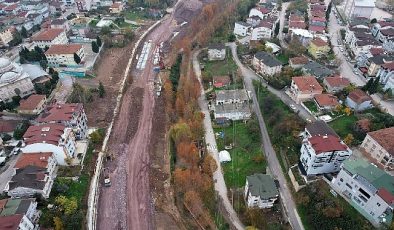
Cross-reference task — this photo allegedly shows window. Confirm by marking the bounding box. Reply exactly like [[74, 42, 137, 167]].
[[346, 183, 352, 189], [377, 202, 381, 207], [340, 178, 344, 182]]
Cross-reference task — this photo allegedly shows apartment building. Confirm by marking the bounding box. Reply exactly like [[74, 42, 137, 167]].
[[290, 76, 323, 103], [45, 44, 85, 67], [252, 51, 282, 76], [31, 28, 68, 48], [244, 173, 278, 208]]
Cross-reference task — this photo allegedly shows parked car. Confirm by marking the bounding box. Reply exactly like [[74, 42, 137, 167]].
[[290, 104, 297, 111]]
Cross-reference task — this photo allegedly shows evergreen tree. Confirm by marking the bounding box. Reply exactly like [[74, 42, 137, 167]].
[[91, 41, 99, 53], [98, 81, 105, 98], [74, 53, 81, 64], [362, 78, 373, 92], [21, 26, 28, 38], [96, 36, 102, 47]]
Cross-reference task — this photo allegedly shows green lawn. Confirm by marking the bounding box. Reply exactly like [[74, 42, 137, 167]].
[[214, 121, 266, 188], [303, 100, 319, 113], [276, 53, 289, 64], [329, 115, 358, 139], [203, 55, 238, 78], [123, 10, 150, 21]]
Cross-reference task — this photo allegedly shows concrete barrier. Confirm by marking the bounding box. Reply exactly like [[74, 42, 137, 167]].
[[86, 19, 163, 230]]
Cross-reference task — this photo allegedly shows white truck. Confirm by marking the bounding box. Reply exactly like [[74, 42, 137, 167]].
[[103, 168, 111, 187]]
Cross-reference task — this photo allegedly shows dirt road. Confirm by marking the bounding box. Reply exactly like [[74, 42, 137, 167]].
[[96, 4, 199, 229]]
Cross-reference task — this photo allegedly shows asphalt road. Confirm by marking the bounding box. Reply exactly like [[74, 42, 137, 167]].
[[228, 43, 305, 230], [278, 2, 290, 48], [192, 50, 244, 230]]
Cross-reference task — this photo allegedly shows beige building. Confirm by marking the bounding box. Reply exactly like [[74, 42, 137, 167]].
[[289, 76, 323, 103], [109, 2, 123, 13], [45, 44, 85, 67], [31, 29, 68, 49], [0, 58, 35, 103], [0, 26, 14, 46], [17, 94, 47, 115], [361, 127, 394, 171]]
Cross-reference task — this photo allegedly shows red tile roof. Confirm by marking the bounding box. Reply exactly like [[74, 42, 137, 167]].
[[32, 28, 64, 41], [289, 14, 304, 22], [15, 152, 53, 169], [377, 188, 394, 205], [18, 94, 46, 111], [213, 76, 231, 88], [292, 76, 323, 93], [311, 17, 326, 22], [370, 47, 384, 56], [0, 214, 23, 229], [45, 44, 83, 55], [110, 2, 122, 8], [36, 103, 83, 123], [4, 3, 18, 11], [324, 76, 351, 88], [0, 120, 19, 133], [257, 6, 271, 14], [309, 25, 325, 33], [368, 127, 394, 156], [309, 135, 348, 154], [23, 124, 66, 145], [314, 94, 339, 107], [348, 89, 372, 104], [311, 37, 328, 47], [382, 62, 394, 71], [289, 21, 306, 29]]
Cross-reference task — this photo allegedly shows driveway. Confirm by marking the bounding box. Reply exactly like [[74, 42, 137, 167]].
[[0, 154, 21, 192], [192, 51, 244, 230], [227, 43, 304, 230]]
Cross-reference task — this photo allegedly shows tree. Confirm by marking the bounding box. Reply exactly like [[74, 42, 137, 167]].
[[371, 18, 377, 24], [21, 26, 28, 38], [55, 195, 78, 215], [91, 41, 99, 53], [1, 133, 11, 142], [13, 121, 29, 140], [53, 216, 64, 230], [9, 31, 22, 46], [89, 129, 104, 145], [73, 53, 81, 64], [201, 155, 217, 176], [98, 81, 105, 97], [96, 36, 102, 47], [100, 26, 111, 35], [344, 133, 354, 146], [343, 106, 352, 116], [228, 33, 236, 42], [326, 1, 332, 20], [274, 22, 280, 36]]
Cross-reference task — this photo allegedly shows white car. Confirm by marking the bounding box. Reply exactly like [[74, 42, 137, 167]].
[[340, 48, 344, 52], [290, 104, 297, 111]]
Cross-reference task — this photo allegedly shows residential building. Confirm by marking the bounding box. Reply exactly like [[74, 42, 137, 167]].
[[302, 120, 339, 140], [309, 25, 325, 34], [290, 29, 314, 46], [251, 16, 278, 40], [308, 38, 330, 59], [345, 26, 383, 57], [213, 75, 231, 88], [299, 135, 352, 176], [45, 44, 85, 67], [289, 56, 309, 69], [207, 44, 226, 61], [252, 51, 282, 76], [0, 214, 34, 230], [76, 0, 92, 11], [0, 26, 14, 46], [302, 61, 334, 78], [22, 124, 76, 165], [377, 28, 394, 44], [109, 2, 124, 14], [366, 55, 394, 78], [31, 28, 68, 48], [377, 62, 394, 92], [288, 14, 306, 30], [323, 76, 351, 93], [17, 94, 46, 115], [244, 173, 279, 208], [313, 94, 340, 111], [346, 89, 373, 111], [50, 18, 70, 31], [249, 6, 272, 20], [233, 21, 251, 37], [214, 89, 251, 121], [0, 57, 35, 103], [343, 0, 375, 20], [0, 198, 38, 222], [361, 127, 394, 171], [290, 76, 323, 103], [36, 103, 88, 139], [331, 159, 394, 227]]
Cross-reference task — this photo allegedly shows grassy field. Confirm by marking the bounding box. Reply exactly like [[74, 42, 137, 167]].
[[214, 121, 266, 188], [329, 115, 358, 138], [303, 100, 319, 113], [123, 10, 149, 21], [202, 55, 238, 78], [276, 53, 289, 64]]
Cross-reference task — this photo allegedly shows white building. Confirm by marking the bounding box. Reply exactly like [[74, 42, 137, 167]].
[[249, 6, 272, 20], [0, 215, 35, 230], [0, 26, 14, 46], [252, 51, 282, 76], [31, 28, 68, 49], [22, 124, 76, 165], [45, 44, 85, 67], [377, 62, 394, 92], [76, 0, 92, 11], [331, 159, 394, 227], [343, 0, 375, 21], [215, 89, 249, 105], [299, 135, 352, 176], [207, 44, 226, 61], [233, 21, 251, 37], [214, 89, 251, 121], [244, 173, 279, 208], [251, 22, 273, 40], [5, 152, 56, 199], [0, 58, 35, 103], [361, 127, 394, 171], [36, 103, 88, 139]]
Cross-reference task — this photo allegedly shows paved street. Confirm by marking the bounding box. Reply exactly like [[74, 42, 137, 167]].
[[0, 154, 20, 192], [192, 50, 244, 230], [278, 2, 290, 48], [228, 43, 304, 230]]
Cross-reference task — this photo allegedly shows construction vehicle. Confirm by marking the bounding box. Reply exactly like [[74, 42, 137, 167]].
[[103, 168, 111, 187]]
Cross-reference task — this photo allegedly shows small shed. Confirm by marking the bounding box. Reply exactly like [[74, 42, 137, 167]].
[[219, 150, 231, 163]]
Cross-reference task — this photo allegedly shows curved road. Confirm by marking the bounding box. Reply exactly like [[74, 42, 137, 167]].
[[192, 50, 245, 230], [228, 43, 305, 230]]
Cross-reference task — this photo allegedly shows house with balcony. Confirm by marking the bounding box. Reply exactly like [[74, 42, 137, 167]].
[[0, 214, 34, 230], [290, 76, 323, 103], [207, 44, 226, 61], [361, 127, 394, 171], [323, 75, 351, 93], [252, 51, 282, 76], [299, 135, 352, 176], [289, 56, 309, 69], [0, 198, 39, 224], [21, 124, 76, 165], [365, 55, 394, 78], [330, 159, 394, 227], [17, 94, 46, 115], [346, 89, 373, 111], [377, 62, 394, 92], [244, 173, 278, 208], [249, 6, 273, 20], [302, 61, 334, 78], [5, 152, 56, 199], [251, 18, 276, 40], [308, 38, 330, 59], [313, 94, 340, 111], [234, 21, 251, 37], [36, 103, 88, 140], [214, 89, 251, 121]]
